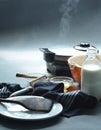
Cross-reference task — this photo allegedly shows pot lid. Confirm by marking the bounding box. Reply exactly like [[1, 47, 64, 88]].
[[73, 43, 97, 51]]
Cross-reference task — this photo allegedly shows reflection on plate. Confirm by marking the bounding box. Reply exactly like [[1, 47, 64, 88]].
[[0, 96, 63, 121]]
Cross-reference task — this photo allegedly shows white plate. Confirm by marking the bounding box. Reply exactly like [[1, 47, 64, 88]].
[[0, 96, 63, 121]]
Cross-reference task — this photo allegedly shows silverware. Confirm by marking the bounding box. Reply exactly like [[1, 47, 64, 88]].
[[9, 86, 33, 97], [0, 96, 53, 112], [29, 75, 48, 86]]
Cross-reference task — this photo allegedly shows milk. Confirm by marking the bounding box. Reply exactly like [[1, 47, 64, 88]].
[[81, 64, 101, 100]]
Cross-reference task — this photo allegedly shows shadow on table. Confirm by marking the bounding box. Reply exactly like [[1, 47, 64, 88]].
[[0, 115, 63, 129]]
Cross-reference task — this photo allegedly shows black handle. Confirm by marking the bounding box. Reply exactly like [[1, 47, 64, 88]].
[[40, 48, 55, 62]]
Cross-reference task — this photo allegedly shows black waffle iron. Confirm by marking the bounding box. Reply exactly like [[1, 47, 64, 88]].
[[40, 48, 72, 77]]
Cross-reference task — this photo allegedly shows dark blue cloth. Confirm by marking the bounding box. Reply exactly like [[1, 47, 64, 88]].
[[0, 82, 98, 117], [0, 83, 21, 98], [30, 82, 98, 117]]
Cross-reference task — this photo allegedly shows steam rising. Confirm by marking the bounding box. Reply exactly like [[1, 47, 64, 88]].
[[60, 0, 80, 37]]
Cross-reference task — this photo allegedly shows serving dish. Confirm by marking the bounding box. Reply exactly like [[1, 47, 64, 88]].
[[0, 96, 63, 121]]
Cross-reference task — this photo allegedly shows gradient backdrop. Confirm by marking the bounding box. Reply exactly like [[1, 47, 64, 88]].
[[0, 0, 101, 50]]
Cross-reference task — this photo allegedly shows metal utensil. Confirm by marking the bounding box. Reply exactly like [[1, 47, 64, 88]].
[[0, 96, 53, 112]]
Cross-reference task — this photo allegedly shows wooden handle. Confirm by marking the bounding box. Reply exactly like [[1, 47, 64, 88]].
[[16, 73, 38, 78]]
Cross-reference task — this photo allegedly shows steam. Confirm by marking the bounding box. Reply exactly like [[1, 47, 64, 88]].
[[59, 0, 80, 38]]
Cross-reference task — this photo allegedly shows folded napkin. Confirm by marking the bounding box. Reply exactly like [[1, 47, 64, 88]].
[[30, 82, 98, 117], [0, 82, 98, 117], [0, 83, 21, 98]]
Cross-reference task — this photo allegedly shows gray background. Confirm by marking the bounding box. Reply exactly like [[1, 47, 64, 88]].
[[0, 0, 101, 50], [0, 2, 101, 130]]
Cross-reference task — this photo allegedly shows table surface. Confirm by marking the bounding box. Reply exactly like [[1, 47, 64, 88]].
[[0, 46, 101, 130]]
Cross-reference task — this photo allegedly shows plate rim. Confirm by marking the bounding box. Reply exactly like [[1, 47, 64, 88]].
[[0, 96, 63, 121]]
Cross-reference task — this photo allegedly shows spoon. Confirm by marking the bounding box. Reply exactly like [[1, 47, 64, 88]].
[[0, 96, 53, 112]]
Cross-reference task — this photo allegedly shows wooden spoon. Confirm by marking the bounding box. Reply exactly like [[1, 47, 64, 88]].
[[16, 73, 38, 78]]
